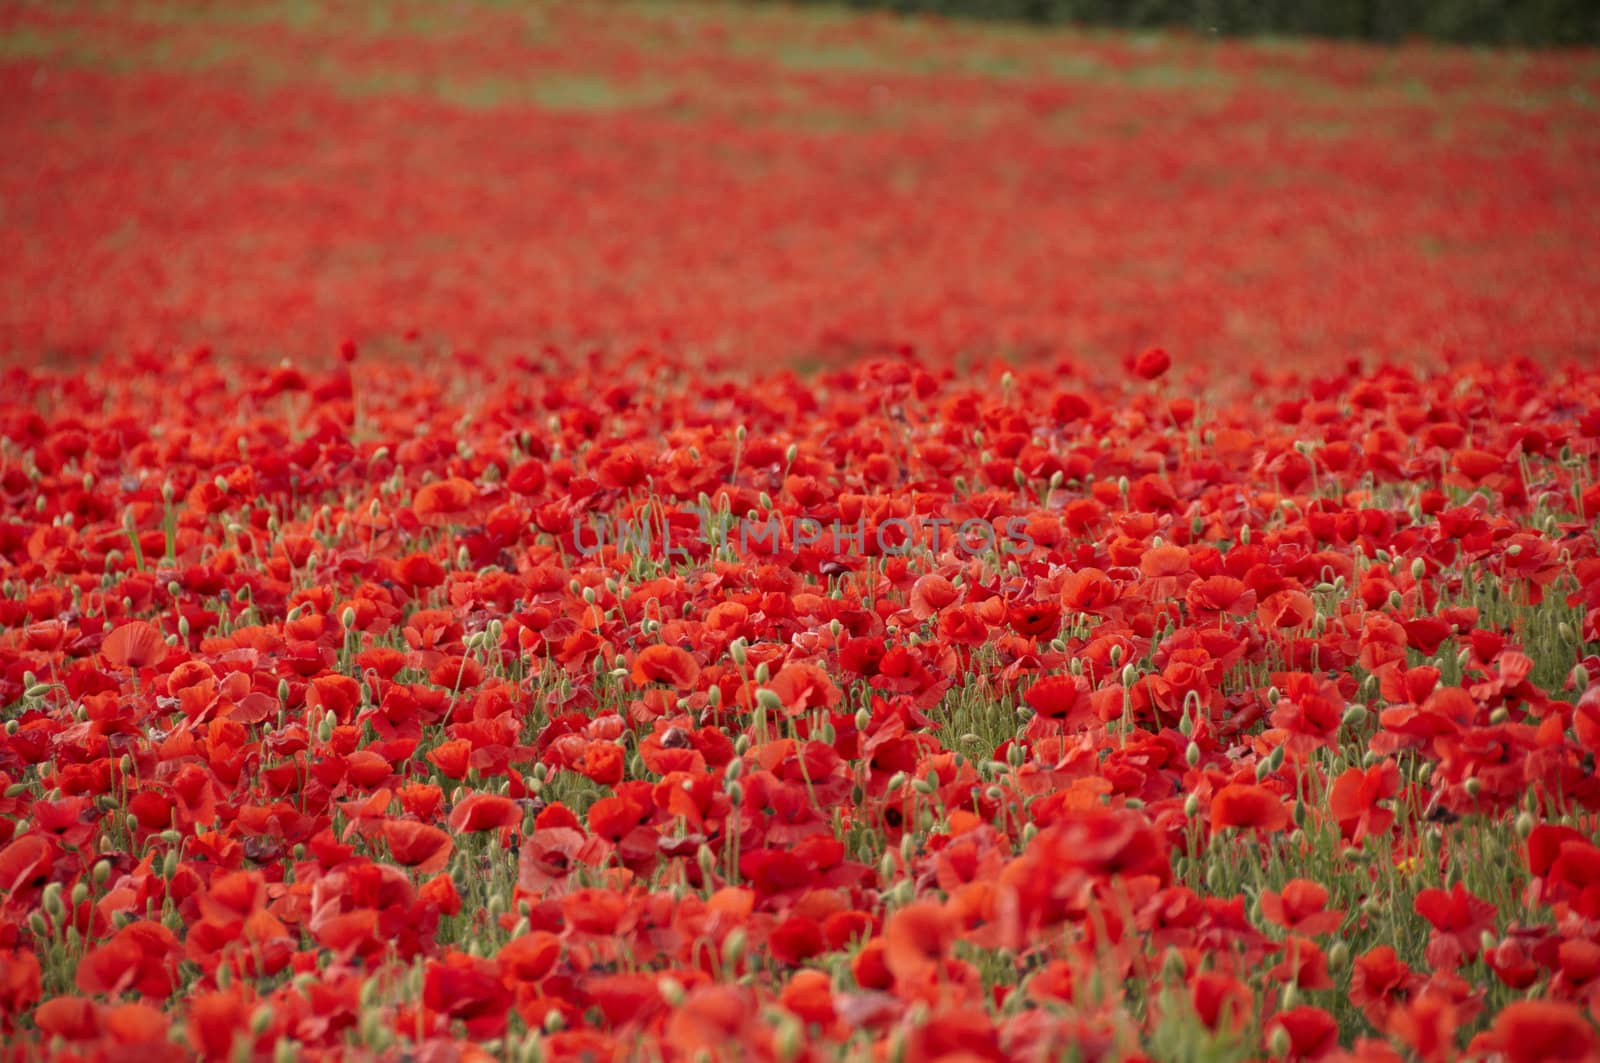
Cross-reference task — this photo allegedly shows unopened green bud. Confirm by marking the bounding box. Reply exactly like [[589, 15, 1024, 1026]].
[[722, 928, 746, 969]]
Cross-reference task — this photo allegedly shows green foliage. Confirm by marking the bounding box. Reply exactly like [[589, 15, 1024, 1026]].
[[765, 0, 1600, 46]]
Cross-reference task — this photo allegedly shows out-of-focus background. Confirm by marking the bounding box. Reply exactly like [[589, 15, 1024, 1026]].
[[3, 1, 1598, 368], [778, 0, 1600, 46]]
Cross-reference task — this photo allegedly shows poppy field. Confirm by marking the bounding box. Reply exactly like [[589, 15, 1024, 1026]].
[[3, 3, 1600, 1061]]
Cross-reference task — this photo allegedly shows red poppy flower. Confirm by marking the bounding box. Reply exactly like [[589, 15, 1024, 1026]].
[[412, 477, 478, 524], [102, 620, 169, 670], [1470, 1000, 1600, 1063], [448, 793, 522, 834], [882, 900, 954, 989], [0, 949, 43, 1023], [1259, 879, 1343, 935], [1024, 674, 1094, 728], [424, 950, 513, 1039], [631, 644, 701, 690], [381, 819, 454, 875], [1133, 346, 1172, 380], [766, 662, 842, 716], [1210, 784, 1290, 836]]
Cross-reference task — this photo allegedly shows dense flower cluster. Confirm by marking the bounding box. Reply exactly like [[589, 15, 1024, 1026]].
[[3, 2, 1600, 1061], [2, 346, 1597, 1060]]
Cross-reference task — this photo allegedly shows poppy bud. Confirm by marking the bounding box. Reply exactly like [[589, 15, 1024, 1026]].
[[726, 782, 743, 807], [886, 1028, 909, 1063], [24, 682, 54, 700], [658, 975, 686, 1009], [1184, 792, 1200, 817], [722, 928, 746, 969], [1185, 742, 1200, 767], [1411, 558, 1426, 581], [1268, 1025, 1291, 1058], [275, 1040, 299, 1063], [755, 688, 782, 713], [1515, 811, 1535, 836], [360, 1011, 388, 1048], [775, 1016, 803, 1063], [42, 882, 64, 921], [1574, 665, 1591, 691], [1341, 705, 1369, 729], [1488, 707, 1508, 725], [887, 772, 908, 792], [730, 640, 748, 666]]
